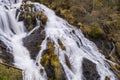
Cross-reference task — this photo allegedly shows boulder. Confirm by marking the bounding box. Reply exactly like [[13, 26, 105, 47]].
[[23, 27, 45, 59], [0, 41, 13, 64], [82, 58, 100, 80]]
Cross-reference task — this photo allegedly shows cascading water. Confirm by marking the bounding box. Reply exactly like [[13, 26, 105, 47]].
[[0, 0, 46, 80], [0, 0, 118, 80]]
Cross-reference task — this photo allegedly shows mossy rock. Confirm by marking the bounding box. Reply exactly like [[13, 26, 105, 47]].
[[38, 12, 48, 25], [57, 39, 66, 51], [47, 42, 55, 53], [40, 42, 65, 80], [64, 54, 71, 69], [18, 2, 48, 31], [41, 54, 63, 80], [105, 76, 110, 80]]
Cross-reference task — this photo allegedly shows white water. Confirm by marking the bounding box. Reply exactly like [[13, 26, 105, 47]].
[[0, 0, 117, 80]]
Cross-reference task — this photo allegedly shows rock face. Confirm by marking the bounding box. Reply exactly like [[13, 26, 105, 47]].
[[23, 28, 45, 59], [82, 58, 100, 80]]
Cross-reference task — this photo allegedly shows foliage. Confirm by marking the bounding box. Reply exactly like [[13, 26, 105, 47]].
[[0, 64, 22, 80]]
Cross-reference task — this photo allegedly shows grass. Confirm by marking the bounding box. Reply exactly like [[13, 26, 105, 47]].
[[0, 64, 22, 80]]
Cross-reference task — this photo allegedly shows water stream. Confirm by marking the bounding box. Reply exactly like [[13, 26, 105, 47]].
[[0, 0, 117, 80]]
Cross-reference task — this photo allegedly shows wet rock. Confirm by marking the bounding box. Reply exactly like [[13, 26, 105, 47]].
[[57, 39, 66, 51], [0, 41, 13, 64], [23, 28, 45, 59], [82, 58, 100, 80], [88, 37, 114, 57], [64, 54, 71, 69]]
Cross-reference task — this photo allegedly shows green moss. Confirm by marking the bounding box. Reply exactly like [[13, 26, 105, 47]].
[[51, 55, 62, 80], [81, 24, 105, 38], [41, 54, 62, 80], [80, 25, 91, 35], [48, 43, 55, 53], [40, 42, 63, 80], [90, 24, 105, 38], [27, 24, 33, 31]]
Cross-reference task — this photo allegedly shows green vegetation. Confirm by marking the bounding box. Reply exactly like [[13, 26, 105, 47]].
[[1, 0, 119, 80], [81, 23, 105, 38], [0, 64, 22, 80], [30, 0, 120, 79], [19, 2, 48, 31], [31, 0, 120, 42], [40, 42, 63, 80]]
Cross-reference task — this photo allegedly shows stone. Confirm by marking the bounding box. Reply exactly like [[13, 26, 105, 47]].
[[82, 58, 100, 80], [23, 27, 45, 59], [0, 41, 13, 64]]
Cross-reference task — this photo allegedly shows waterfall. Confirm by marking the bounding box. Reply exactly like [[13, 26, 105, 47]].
[[0, 0, 117, 80]]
